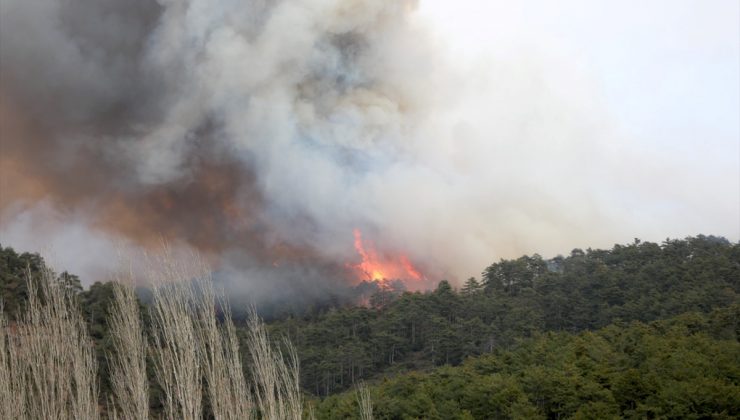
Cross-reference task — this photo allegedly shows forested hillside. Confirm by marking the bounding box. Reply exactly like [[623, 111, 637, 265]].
[[1, 235, 738, 418], [315, 306, 740, 419], [268, 236, 739, 395], [0, 246, 83, 319]]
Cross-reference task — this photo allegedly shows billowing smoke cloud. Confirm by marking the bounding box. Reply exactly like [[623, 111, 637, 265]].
[[0, 0, 443, 294], [1, 0, 737, 299]]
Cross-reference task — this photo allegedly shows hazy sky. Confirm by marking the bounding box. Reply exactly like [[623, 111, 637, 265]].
[[416, 0, 740, 242], [1, 0, 738, 286], [418, 1, 739, 153]]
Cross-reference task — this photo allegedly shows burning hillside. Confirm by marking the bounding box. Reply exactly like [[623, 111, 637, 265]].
[[2, 0, 732, 302], [0, 0, 441, 294], [348, 229, 425, 288]]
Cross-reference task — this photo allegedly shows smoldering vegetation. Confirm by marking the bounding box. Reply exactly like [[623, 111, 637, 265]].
[[0, 0, 435, 280], [4, 0, 732, 300], [0, 0, 445, 303], [1, 235, 737, 418]]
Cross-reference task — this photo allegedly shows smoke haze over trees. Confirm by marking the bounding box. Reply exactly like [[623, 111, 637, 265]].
[[1, 1, 738, 418], [1, 0, 737, 298], [1, 235, 738, 418]]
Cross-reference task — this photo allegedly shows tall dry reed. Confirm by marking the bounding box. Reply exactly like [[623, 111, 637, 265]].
[[143, 250, 256, 420], [0, 304, 24, 420], [246, 307, 303, 420], [1, 252, 323, 419], [192, 280, 253, 419], [107, 274, 149, 419], [149, 279, 203, 420], [1, 267, 98, 419], [356, 381, 374, 420]]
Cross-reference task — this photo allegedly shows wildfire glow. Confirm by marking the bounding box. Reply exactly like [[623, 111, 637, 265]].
[[350, 229, 423, 284]]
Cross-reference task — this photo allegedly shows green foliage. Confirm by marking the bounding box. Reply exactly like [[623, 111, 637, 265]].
[[315, 307, 740, 419], [0, 245, 46, 319], [2, 235, 738, 418], [0, 246, 85, 319], [460, 277, 482, 296], [269, 236, 739, 395]]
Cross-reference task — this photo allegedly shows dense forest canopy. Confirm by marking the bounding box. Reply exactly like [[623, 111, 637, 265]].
[[1, 235, 738, 418], [269, 235, 739, 395], [315, 307, 740, 419]]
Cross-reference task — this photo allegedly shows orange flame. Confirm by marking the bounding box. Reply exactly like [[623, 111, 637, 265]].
[[350, 229, 423, 284]]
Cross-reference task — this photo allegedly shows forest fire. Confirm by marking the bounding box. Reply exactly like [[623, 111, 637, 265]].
[[349, 229, 424, 286]]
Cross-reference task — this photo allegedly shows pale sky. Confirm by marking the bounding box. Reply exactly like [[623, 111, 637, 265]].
[[1, 0, 738, 285], [416, 0, 740, 243]]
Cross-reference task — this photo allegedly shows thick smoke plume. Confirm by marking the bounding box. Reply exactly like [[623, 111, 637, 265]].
[[1, 0, 737, 302], [0, 0, 442, 296]]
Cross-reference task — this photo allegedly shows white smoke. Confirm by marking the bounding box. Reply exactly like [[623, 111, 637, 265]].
[[1, 0, 737, 286]]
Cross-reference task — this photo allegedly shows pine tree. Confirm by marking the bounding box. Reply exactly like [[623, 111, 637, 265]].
[[461, 277, 481, 296]]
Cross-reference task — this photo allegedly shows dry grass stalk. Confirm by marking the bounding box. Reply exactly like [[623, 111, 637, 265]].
[[245, 308, 303, 420], [145, 247, 305, 420], [4, 336, 27, 419], [3, 267, 99, 419], [356, 381, 374, 420], [106, 396, 120, 420], [146, 249, 208, 420], [222, 312, 255, 418], [305, 401, 317, 420], [0, 305, 24, 420], [193, 280, 253, 419], [2, 247, 307, 419], [149, 280, 202, 420], [107, 273, 149, 419], [146, 248, 255, 419]]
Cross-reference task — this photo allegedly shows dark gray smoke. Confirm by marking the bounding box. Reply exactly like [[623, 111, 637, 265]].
[[2, 0, 735, 300], [0, 0, 438, 300]]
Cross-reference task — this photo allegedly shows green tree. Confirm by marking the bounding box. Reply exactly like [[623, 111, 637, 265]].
[[461, 277, 481, 296]]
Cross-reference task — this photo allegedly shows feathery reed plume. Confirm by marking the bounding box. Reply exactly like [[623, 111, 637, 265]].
[[5, 267, 99, 419], [2, 301, 24, 419], [356, 381, 374, 420], [193, 279, 254, 419], [280, 338, 303, 419], [306, 402, 317, 420], [0, 304, 23, 420], [149, 278, 203, 420], [3, 246, 308, 419], [0, 311, 6, 409], [145, 247, 304, 419], [107, 396, 120, 420], [107, 272, 149, 419], [245, 307, 303, 420]]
